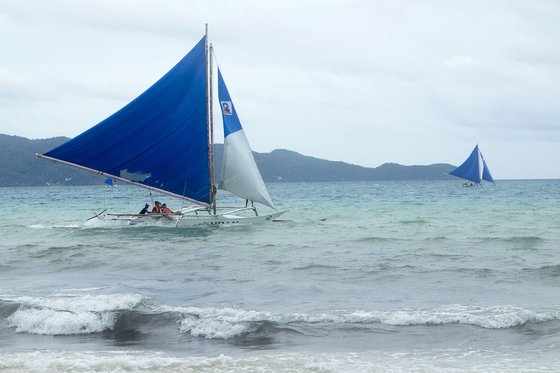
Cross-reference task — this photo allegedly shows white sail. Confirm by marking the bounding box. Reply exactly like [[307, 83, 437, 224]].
[[216, 67, 275, 209], [219, 129, 275, 209]]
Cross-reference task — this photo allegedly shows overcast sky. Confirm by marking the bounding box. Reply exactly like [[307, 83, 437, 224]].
[[0, 0, 558, 179]]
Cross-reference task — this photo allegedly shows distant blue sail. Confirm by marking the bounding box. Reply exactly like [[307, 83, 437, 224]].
[[481, 154, 494, 183], [450, 145, 481, 183], [44, 37, 210, 204]]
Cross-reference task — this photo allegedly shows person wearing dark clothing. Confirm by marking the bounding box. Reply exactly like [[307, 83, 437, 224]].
[[139, 204, 150, 215]]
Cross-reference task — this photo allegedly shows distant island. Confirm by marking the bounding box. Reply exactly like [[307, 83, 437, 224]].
[[0, 134, 455, 187]]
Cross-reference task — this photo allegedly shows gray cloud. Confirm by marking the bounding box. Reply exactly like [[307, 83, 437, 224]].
[[0, 0, 558, 178]]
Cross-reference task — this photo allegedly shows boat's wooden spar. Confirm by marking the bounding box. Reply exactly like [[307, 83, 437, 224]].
[[35, 153, 210, 207]]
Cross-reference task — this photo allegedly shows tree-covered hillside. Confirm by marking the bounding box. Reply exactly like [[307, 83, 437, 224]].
[[0, 134, 455, 186]]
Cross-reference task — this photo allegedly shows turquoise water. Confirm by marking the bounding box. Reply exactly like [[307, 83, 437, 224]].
[[1, 180, 560, 372]]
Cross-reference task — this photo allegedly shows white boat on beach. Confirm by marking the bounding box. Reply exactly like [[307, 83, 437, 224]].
[[37, 25, 283, 227]]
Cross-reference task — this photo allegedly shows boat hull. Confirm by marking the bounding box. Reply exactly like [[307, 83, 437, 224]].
[[175, 211, 284, 227], [93, 211, 285, 227]]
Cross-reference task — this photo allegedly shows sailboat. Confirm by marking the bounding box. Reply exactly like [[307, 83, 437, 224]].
[[449, 144, 495, 187], [36, 26, 283, 227]]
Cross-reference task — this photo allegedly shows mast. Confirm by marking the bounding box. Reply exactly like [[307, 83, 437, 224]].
[[205, 24, 217, 214]]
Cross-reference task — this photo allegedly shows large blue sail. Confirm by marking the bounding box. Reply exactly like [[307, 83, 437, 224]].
[[43, 37, 210, 204], [481, 153, 495, 183], [450, 145, 481, 183]]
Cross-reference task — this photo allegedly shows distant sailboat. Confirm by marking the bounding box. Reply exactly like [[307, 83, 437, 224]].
[[37, 25, 283, 226], [449, 145, 495, 186]]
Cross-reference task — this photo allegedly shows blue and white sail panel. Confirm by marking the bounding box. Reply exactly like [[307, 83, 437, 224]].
[[450, 145, 481, 183], [44, 37, 211, 204], [480, 153, 495, 183], [217, 69, 275, 209]]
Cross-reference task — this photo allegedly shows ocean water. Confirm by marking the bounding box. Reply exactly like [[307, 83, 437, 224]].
[[1, 180, 560, 372]]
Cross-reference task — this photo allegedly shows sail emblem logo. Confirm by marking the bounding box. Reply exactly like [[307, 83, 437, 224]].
[[221, 101, 233, 115]]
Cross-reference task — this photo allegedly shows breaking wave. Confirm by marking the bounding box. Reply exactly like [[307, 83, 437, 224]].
[[164, 304, 560, 339], [2, 293, 560, 338], [3, 293, 143, 335]]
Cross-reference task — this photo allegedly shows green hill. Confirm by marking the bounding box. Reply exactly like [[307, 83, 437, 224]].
[[0, 135, 102, 186], [0, 134, 455, 186]]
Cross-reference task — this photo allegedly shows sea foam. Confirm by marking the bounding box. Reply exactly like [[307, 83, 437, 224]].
[[7, 308, 116, 335], [5, 295, 560, 338], [164, 304, 560, 339], [5, 293, 143, 335], [29, 224, 81, 229], [1, 349, 559, 373]]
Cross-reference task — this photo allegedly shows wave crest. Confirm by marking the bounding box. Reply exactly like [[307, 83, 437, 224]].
[[165, 304, 560, 339], [7, 308, 117, 335], [4, 295, 560, 338], [4, 293, 144, 335]]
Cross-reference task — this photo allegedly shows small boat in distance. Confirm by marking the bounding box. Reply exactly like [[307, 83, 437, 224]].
[[37, 25, 283, 227], [449, 145, 495, 187]]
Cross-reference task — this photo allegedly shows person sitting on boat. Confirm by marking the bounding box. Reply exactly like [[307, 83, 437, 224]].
[[161, 203, 173, 214], [152, 201, 162, 213], [139, 204, 150, 215]]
